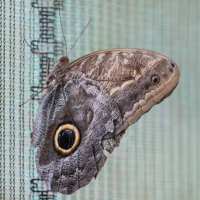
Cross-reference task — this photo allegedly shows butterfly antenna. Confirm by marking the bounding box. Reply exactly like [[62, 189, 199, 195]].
[[24, 39, 51, 76], [67, 19, 92, 56], [58, 2, 67, 54], [19, 85, 49, 107]]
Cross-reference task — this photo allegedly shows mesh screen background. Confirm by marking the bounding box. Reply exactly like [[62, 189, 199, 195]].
[[1, 0, 200, 199]]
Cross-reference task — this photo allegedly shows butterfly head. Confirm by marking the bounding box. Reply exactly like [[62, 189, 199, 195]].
[[46, 55, 70, 86]]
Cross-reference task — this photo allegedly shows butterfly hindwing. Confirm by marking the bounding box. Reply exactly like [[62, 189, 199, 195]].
[[33, 71, 122, 194]]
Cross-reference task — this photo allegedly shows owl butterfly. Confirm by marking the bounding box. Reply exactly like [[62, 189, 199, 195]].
[[32, 48, 180, 195]]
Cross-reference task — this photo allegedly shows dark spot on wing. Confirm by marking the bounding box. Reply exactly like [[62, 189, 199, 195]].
[[81, 55, 98, 74]]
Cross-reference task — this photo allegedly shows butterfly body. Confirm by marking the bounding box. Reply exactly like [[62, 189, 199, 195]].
[[32, 48, 180, 194]]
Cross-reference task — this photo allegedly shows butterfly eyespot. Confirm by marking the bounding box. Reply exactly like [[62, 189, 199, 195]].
[[54, 124, 80, 155], [151, 75, 160, 85]]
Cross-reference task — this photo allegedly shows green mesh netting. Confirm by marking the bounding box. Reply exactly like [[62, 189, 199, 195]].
[[1, 0, 200, 199]]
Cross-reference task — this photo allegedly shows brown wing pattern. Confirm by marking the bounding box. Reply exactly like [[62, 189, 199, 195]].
[[33, 72, 122, 194], [33, 48, 180, 194]]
